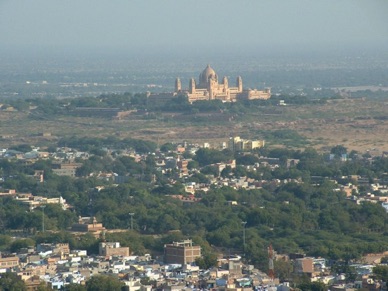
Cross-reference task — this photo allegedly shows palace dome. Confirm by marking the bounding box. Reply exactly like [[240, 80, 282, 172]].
[[199, 64, 218, 86]]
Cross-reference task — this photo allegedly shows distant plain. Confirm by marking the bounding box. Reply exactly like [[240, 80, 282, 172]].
[[1, 52, 388, 153], [1, 98, 387, 154]]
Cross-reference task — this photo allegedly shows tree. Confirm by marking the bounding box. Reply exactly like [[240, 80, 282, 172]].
[[195, 252, 218, 269], [332, 263, 357, 283], [236, 154, 259, 165], [0, 235, 12, 249], [274, 259, 293, 282], [298, 281, 328, 291], [86, 275, 124, 291], [186, 172, 209, 184], [64, 283, 87, 291], [70, 233, 99, 255], [234, 165, 247, 178], [0, 272, 27, 291], [187, 160, 199, 170], [201, 165, 219, 177], [331, 145, 347, 157], [140, 277, 156, 286], [37, 282, 54, 291], [381, 256, 388, 264], [221, 166, 233, 177], [373, 265, 388, 283], [9, 144, 32, 153], [10, 238, 35, 253], [160, 143, 175, 152], [194, 148, 234, 167]]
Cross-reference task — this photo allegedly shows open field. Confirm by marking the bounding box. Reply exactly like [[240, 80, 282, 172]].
[[0, 98, 387, 153]]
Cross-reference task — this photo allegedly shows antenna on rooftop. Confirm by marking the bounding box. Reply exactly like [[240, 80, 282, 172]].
[[268, 243, 275, 281]]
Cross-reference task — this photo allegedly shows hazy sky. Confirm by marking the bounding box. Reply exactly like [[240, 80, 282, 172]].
[[1, 0, 388, 56]]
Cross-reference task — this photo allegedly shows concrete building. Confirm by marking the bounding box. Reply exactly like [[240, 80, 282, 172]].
[[32, 170, 44, 183], [0, 255, 19, 269], [71, 216, 106, 237], [37, 243, 70, 256], [52, 162, 82, 177], [164, 239, 201, 265], [228, 136, 265, 152], [294, 257, 314, 277], [149, 65, 271, 104], [99, 242, 130, 257], [177, 158, 188, 175], [16, 195, 70, 211]]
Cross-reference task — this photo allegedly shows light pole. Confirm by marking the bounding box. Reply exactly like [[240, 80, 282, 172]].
[[41, 205, 46, 232], [242, 221, 247, 254], [129, 213, 135, 230]]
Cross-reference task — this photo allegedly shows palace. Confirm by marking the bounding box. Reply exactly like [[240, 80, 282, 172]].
[[148, 65, 271, 103]]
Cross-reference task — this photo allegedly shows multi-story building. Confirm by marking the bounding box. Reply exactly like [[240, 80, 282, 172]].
[[0, 255, 19, 270], [177, 158, 189, 175], [228, 136, 265, 152], [99, 242, 130, 257], [294, 257, 314, 277], [184, 65, 271, 102], [164, 239, 201, 265], [52, 162, 82, 177], [16, 195, 70, 211], [149, 65, 271, 104], [71, 216, 106, 237], [37, 243, 70, 256]]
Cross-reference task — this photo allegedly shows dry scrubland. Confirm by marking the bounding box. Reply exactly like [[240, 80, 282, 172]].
[[0, 98, 387, 152]]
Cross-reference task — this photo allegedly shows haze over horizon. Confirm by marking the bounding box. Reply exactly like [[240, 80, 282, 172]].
[[1, 0, 388, 59]]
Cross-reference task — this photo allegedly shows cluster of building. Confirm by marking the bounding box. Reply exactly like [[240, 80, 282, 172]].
[[1, 238, 386, 290], [331, 176, 388, 213], [0, 189, 70, 211], [0, 146, 89, 161], [0, 241, 131, 290], [287, 253, 388, 291], [149, 65, 271, 104], [3, 139, 388, 215], [1, 140, 388, 289]]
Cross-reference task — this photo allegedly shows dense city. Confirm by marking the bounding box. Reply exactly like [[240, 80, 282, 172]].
[[0, 135, 387, 290]]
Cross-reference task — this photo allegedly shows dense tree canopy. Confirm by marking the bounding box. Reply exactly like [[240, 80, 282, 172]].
[[0, 272, 27, 291], [0, 144, 387, 271], [85, 275, 124, 291], [373, 265, 388, 283], [194, 148, 234, 166]]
